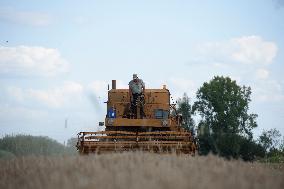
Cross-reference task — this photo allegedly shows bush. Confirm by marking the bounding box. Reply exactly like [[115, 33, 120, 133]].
[[239, 137, 265, 161], [0, 135, 76, 157], [198, 133, 265, 161], [0, 150, 15, 159]]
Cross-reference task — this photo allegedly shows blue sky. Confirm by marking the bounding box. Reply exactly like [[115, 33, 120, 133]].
[[0, 0, 284, 143]]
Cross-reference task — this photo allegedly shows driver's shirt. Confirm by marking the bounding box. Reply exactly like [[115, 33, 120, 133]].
[[128, 79, 145, 94]]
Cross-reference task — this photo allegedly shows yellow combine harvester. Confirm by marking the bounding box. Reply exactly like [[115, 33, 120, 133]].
[[77, 80, 196, 155]]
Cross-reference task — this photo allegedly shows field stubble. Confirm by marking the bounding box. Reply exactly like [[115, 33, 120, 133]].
[[0, 152, 283, 189]]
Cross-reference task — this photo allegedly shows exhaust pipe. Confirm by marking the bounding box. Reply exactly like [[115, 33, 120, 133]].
[[112, 80, 116, 89]]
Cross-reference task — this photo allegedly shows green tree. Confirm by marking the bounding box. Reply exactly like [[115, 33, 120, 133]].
[[193, 76, 258, 159], [176, 93, 195, 131], [258, 128, 281, 153], [280, 136, 284, 152]]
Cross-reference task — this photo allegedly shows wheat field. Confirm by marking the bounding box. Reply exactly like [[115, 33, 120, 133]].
[[0, 152, 283, 189]]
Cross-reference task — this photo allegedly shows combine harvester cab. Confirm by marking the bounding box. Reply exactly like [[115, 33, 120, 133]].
[[77, 80, 196, 155]]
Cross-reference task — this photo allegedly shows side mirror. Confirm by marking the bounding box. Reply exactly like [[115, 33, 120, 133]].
[[99, 122, 104, 126]]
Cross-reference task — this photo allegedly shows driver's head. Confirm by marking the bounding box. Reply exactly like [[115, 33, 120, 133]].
[[133, 74, 138, 81]]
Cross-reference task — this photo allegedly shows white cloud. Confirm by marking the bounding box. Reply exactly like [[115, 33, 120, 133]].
[[190, 35, 283, 102], [231, 36, 277, 65], [0, 7, 51, 26], [7, 82, 84, 108], [6, 80, 126, 110], [256, 68, 270, 80], [0, 104, 48, 121], [196, 35, 278, 65], [0, 46, 69, 77], [168, 77, 196, 98]]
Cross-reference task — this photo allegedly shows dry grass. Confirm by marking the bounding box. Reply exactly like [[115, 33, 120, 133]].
[[0, 152, 283, 189]]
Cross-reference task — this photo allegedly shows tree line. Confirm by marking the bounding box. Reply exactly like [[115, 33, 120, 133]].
[[0, 135, 77, 158], [176, 76, 284, 162]]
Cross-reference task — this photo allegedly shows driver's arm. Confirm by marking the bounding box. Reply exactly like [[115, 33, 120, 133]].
[[142, 81, 145, 94]]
